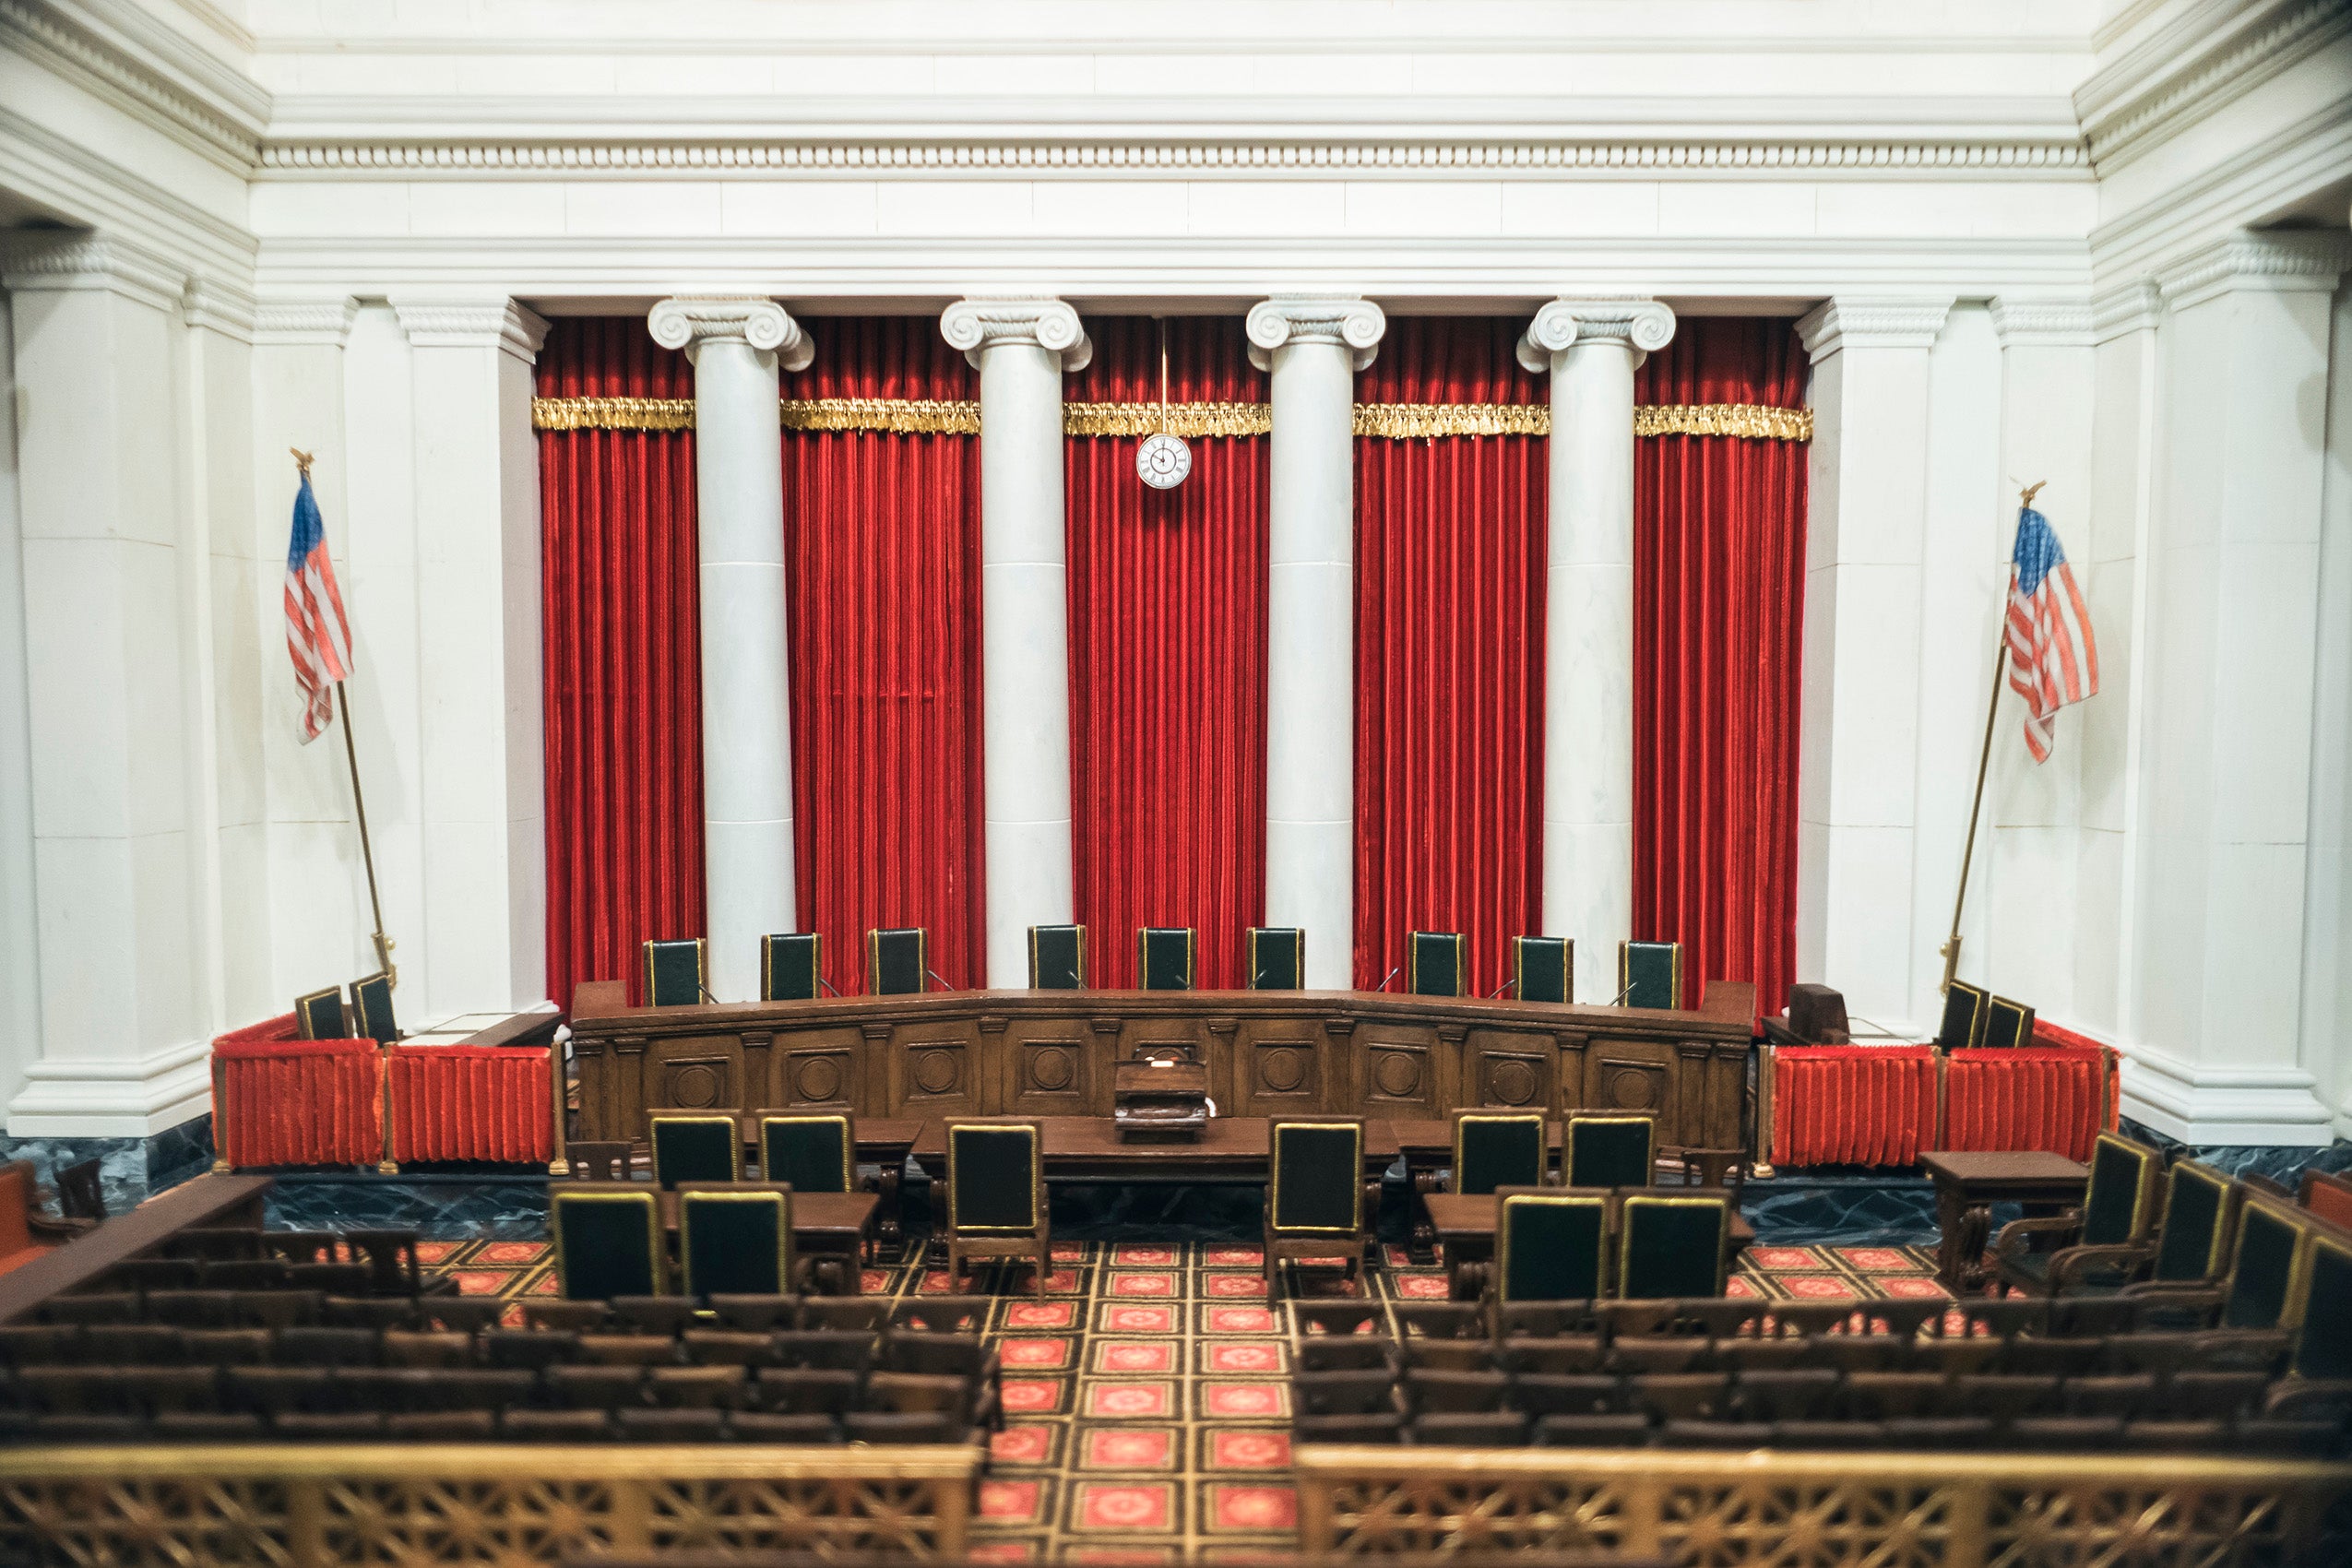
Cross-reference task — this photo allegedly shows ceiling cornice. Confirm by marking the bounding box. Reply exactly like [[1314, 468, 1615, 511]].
[[0, 0, 267, 173], [2076, 0, 2351, 171]]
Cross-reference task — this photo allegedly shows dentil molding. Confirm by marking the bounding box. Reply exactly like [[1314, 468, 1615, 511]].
[[2077, 0, 2352, 171], [647, 297, 814, 371], [940, 298, 1091, 373], [390, 296, 552, 361], [1515, 297, 1677, 373], [1246, 296, 1386, 372], [2156, 229, 2352, 311], [0, 0, 267, 175], [1794, 296, 1955, 360]]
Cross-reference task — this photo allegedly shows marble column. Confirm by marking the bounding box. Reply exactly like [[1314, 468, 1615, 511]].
[[1518, 299, 1675, 1002], [648, 299, 812, 1003], [941, 298, 1090, 989], [1248, 296, 1385, 989]]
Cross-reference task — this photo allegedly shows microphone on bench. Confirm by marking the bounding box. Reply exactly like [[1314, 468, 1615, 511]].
[[1374, 966, 1401, 992], [1485, 978, 1516, 999]]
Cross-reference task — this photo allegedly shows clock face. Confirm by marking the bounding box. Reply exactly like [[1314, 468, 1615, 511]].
[[1136, 432, 1192, 490]]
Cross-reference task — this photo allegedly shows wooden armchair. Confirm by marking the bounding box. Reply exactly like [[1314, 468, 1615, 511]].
[[943, 1121, 1050, 1296], [1494, 1187, 1610, 1304], [0, 1159, 87, 1277], [1264, 1118, 1377, 1290], [1990, 1132, 2159, 1297]]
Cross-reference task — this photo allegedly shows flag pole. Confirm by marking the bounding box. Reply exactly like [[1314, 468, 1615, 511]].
[[1939, 481, 2042, 996], [295, 447, 398, 989]]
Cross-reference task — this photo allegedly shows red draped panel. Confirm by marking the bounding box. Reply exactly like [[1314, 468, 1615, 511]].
[[1633, 320, 1808, 1012], [784, 319, 986, 994], [1942, 1047, 2111, 1163], [1771, 1045, 1937, 1168], [1353, 319, 1548, 995], [387, 1047, 552, 1164], [1066, 319, 1268, 988], [213, 1015, 381, 1168], [540, 319, 705, 1008]]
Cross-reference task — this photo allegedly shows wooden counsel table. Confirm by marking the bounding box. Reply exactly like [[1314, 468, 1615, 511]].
[[908, 1113, 1402, 1184], [1424, 1190, 1757, 1300], [1919, 1148, 2088, 1292], [656, 1189, 881, 1288], [1390, 1118, 1566, 1261], [566, 980, 1755, 1181]]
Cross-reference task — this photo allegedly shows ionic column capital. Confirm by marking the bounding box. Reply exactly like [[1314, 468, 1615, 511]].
[[648, 296, 813, 372], [1246, 295, 1386, 372], [1793, 297, 1954, 362], [1515, 297, 1677, 373], [940, 296, 1091, 373]]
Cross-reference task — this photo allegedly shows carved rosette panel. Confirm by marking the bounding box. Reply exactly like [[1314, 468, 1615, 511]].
[[782, 1050, 854, 1110], [897, 1039, 974, 1112], [1250, 1041, 1318, 1107], [1479, 1053, 1548, 1110]]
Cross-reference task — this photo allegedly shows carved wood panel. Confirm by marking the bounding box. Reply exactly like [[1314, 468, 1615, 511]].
[[645, 1035, 744, 1112], [1355, 1032, 1440, 1117], [1231, 1021, 1325, 1114], [890, 1036, 981, 1117], [1586, 1036, 1675, 1141], [1469, 1042, 1551, 1111], [1006, 1028, 1095, 1116]]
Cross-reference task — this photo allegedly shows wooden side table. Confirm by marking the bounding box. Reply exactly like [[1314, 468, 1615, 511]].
[[1919, 1149, 2087, 1293]]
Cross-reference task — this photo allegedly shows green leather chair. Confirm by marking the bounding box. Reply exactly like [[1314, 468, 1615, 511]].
[[1618, 1191, 1729, 1298], [1497, 1188, 1609, 1302], [760, 933, 822, 1002], [1989, 1132, 2159, 1296], [649, 1112, 741, 1190], [1246, 927, 1304, 991], [2288, 1228, 2351, 1380], [293, 985, 346, 1040], [867, 928, 927, 995], [1936, 979, 1990, 1051], [1564, 1114, 1657, 1189], [1408, 932, 1466, 997], [679, 1185, 792, 1299], [1998, 1155, 2233, 1296], [643, 938, 708, 1007], [760, 1113, 855, 1194], [1983, 994, 2037, 1050], [1138, 928, 1194, 991], [2220, 1193, 2312, 1331], [1451, 1111, 1548, 1196], [944, 1122, 1049, 1295], [1028, 925, 1086, 990], [1265, 1119, 1369, 1289], [552, 1185, 662, 1299], [1616, 941, 1683, 1010], [349, 972, 398, 1043], [1512, 937, 1572, 1004]]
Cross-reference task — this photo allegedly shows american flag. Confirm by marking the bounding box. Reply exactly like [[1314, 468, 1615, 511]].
[[284, 470, 354, 742], [2004, 504, 2098, 764]]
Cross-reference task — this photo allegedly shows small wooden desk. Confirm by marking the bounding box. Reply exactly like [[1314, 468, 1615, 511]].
[[1423, 1191, 1755, 1301], [656, 1189, 880, 1291], [909, 1115, 1400, 1186], [1919, 1149, 2087, 1293]]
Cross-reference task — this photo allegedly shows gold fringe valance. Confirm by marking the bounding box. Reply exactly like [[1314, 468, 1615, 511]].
[[532, 396, 1812, 442]]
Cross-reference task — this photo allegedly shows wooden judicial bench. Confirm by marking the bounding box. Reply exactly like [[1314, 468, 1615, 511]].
[[564, 979, 1757, 1160]]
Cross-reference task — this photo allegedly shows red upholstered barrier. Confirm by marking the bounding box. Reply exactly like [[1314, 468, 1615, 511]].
[[212, 1015, 382, 1168], [1772, 1045, 1937, 1167], [1942, 1046, 2114, 1163], [387, 1045, 552, 1164]]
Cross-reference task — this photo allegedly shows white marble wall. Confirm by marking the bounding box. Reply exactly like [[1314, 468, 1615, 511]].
[[0, 299, 37, 1113], [2309, 282, 2352, 1138]]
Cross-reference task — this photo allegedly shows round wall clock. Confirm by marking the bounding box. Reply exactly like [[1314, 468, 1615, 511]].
[[1137, 431, 1192, 490]]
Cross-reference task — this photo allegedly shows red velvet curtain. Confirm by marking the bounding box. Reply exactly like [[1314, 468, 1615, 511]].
[[1633, 319, 1809, 1014], [1065, 319, 1268, 988], [1354, 319, 1548, 995], [783, 319, 986, 995], [539, 318, 705, 1009]]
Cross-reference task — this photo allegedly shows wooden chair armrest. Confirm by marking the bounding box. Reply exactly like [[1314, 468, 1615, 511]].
[[28, 1213, 96, 1240], [2049, 1241, 2153, 1290], [1990, 1213, 2082, 1262]]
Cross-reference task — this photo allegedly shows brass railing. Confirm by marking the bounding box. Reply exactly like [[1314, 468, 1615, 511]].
[[0, 1444, 980, 1565], [1295, 1446, 2352, 1564]]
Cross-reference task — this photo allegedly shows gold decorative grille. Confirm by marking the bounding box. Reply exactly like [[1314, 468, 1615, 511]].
[[1293, 1447, 2352, 1565], [0, 1444, 980, 1566]]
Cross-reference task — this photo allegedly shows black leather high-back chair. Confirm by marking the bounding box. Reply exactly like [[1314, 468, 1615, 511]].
[[1990, 1132, 2161, 1297], [1564, 1114, 1656, 1189], [1616, 941, 1683, 1010], [643, 939, 708, 1007], [1265, 1119, 1370, 1289], [649, 1113, 741, 1190], [679, 1185, 792, 1300], [1408, 932, 1466, 997], [1247, 927, 1303, 991], [1983, 994, 2037, 1050], [293, 986, 346, 1040], [1138, 928, 1194, 991], [1511, 937, 1572, 1004], [1028, 925, 1086, 990], [1497, 1188, 1609, 1302], [2222, 1192, 2311, 1331], [551, 1186, 662, 1300], [2152, 1159, 2239, 1284], [2289, 1229, 2351, 1380], [1451, 1111, 1547, 1196], [944, 1122, 1049, 1295], [2079, 1134, 2159, 1247], [760, 1113, 855, 1194], [761, 933, 822, 1002], [867, 928, 928, 995], [349, 972, 397, 1043], [1618, 1190, 1729, 1299], [1937, 980, 1990, 1051]]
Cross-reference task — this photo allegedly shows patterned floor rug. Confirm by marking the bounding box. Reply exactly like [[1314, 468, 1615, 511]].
[[426, 1236, 1946, 1562]]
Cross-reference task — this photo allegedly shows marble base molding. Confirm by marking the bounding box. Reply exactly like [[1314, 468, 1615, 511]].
[[2116, 1039, 2337, 1148], [0, 1113, 214, 1218]]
